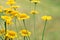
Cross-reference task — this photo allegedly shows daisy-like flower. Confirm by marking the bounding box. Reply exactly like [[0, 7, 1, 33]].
[[30, 10, 38, 14], [10, 11, 19, 17], [20, 29, 31, 36], [1, 16, 13, 25], [6, 30, 17, 38], [41, 16, 52, 21], [6, 20, 13, 25], [18, 13, 30, 20], [31, 0, 40, 4], [4, 8, 13, 14], [1, 16, 12, 21], [6, 0, 16, 5]]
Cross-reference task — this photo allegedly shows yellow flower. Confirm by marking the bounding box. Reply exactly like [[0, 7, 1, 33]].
[[0, 29, 5, 35], [20, 29, 31, 36], [30, 10, 38, 14], [1, 16, 12, 21], [31, 0, 40, 3], [0, 6, 3, 13], [0, 9, 3, 13], [18, 13, 30, 20], [1, 16, 13, 25], [4, 8, 13, 14], [6, 0, 16, 5], [6, 30, 17, 38], [6, 20, 13, 25], [0, 6, 3, 9], [11, 6, 20, 9], [10, 11, 19, 17], [41, 16, 52, 20]]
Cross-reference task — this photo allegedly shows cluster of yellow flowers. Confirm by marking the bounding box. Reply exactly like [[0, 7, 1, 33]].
[[0, 0, 32, 39], [0, 0, 52, 40], [0, 29, 31, 39]]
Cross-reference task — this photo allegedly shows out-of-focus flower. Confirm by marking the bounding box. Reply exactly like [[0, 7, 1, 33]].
[[31, 0, 40, 4], [6, 0, 16, 5], [6, 30, 17, 38], [6, 20, 13, 25], [1, 16, 13, 25], [0, 6, 3, 13], [18, 13, 30, 20], [11, 6, 20, 9], [41, 16, 52, 21], [0, 6, 3, 8], [0, 29, 5, 35], [4, 8, 13, 14], [30, 10, 38, 14], [1, 16, 12, 21], [4, 8, 20, 17], [20, 29, 31, 36], [10, 11, 19, 17], [0, 9, 3, 13]]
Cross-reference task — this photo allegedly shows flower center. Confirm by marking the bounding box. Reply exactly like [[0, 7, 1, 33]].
[[22, 31, 28, 34], [9, 32, 15, 36]]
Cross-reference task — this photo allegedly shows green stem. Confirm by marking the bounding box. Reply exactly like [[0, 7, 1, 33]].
[[0, 37, 3, 40], [34, 3, 37, 10], [14, 17, 19, 32], [5, 22, 7, 34], [23, 20, 30, 40], [27, 36, 30, 40], [33, 14, 36, 40], [24, 36, 26, 40], [23, 19, 27, 30], [4, 22, 7, 40], [42, 20, 47, 40], [24, 36, 28, 40], [15, 18, 18, 40], [18, 20, 22, 30]]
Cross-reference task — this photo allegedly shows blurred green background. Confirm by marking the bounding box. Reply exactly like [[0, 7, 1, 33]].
[[0, 0, 60, 40]]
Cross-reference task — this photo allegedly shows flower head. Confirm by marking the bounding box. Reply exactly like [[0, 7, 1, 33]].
[[31, 0, 40, 4], [18, 13, 30, 20], [41, 16, 52, 21], [1, 16, 13, 25], [10, 11, 19, 17], [6, 30, 17, 38], [20, 29, 31, 36], [6, 0, 16, 5], [0, 29, 5, 35], [30, 10, 38, 14], [1, 16, 12, 21], [0, 9, 3, 13], [0, 6, 3, 13], [4, 8, 13, 14], [6, 20, 13, 25]]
